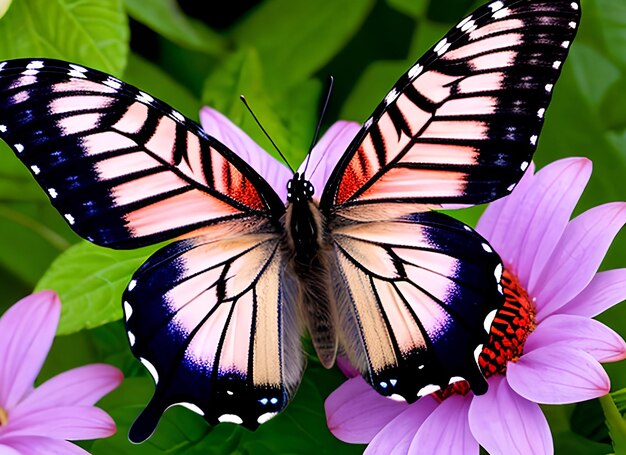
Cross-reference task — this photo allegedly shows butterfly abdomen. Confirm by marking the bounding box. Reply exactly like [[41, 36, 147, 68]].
[[284, 194, 339, 369]]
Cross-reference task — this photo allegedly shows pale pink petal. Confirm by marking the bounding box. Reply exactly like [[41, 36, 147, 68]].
[[560, 269, 626, 318], [507, 345, 610, 404], [409, 394, 478, 455], [199, 107, 291, 201], [297, 121, 360, 199], [325, 377, 408, 443], [12, 364, 123, 418], [0, 443, 21, 455], [0, 436, 89, 454], [469, 375, 553, 455], [335, 356, 360, 379], [4, 406, 116, 440], [0, 291, 60, 410], [533, 202, 626, 320], [365, 396, 438, 455], [524, 314, 626, 363], [476, 161, 536, 261]]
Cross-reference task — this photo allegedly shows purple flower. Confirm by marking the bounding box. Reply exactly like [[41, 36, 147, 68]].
[[0, 291, 123, 453], [199, 107, 360, 200], [325, 158, 626, 454]]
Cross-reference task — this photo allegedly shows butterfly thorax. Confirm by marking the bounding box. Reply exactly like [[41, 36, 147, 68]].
[[285, 173, 322, 264]]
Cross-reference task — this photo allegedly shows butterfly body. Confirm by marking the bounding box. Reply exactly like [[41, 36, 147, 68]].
[[0, 0, 580, 443]]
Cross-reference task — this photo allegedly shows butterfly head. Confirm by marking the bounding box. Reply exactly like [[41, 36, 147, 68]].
[[286, 173, 315, 203]]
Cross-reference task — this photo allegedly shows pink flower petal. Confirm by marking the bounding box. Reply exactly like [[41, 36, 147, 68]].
[[533, 202, 626, 320], [0, 436, 89, 454], [524, 314, 626, 363], [335, 356, 360, 379], [296, 121, 360, 199], [199, 107, 292, 201], [365, 396, 438, 455], [0, 443, 21, 455], [325, 377, 408, 443], [469, 375, 553, 455], [560, 269, 626, 318], [12, 364, 123, 419], [409, 394, 478, 455], [507, 345, 610, 404], [0, 291, 60, 410], [3, 406, 116, 440], [476, 162, 536, 260]]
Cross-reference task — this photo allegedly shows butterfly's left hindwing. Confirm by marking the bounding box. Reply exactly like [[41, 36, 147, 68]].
[[124, 226, 303, 441], [331, 210, 501, 399]]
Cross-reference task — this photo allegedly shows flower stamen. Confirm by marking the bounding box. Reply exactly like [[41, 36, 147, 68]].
[[0, 407, 7, 426]]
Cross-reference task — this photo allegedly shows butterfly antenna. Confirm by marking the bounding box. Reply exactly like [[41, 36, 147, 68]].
[[240, 95, 294, 173], [302, 75, 334, 178]]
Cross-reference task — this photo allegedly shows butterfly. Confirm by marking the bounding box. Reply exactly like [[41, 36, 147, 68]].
[[0, 0, 579, 443]]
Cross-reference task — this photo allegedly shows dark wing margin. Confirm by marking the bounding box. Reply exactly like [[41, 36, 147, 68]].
[[124, 228, 303, 442], [331, 210, 503, 400], [320, 0, 580, 212], [0, 58, 285, 248]]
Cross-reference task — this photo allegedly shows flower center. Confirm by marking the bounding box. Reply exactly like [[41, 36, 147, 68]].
[[0, 407, 7, 426], [435, 267, 536, 401]]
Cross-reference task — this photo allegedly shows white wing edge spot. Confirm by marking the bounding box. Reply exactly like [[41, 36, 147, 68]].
[[172, 110, 185, 122], [569, 21, 577, 29], [553, 60, 562, 69], [545, 84, 554, 93], [140, 357, 159, 384], [484, 309, 498, 333], [457, 15, 472, 29], [434, 38, 448, 55], [507, 183, 516, 192], [537, 108, 545, 118], [530, 135, 538, 145], [27, 60, 44, 70], [176, 402, 205, 416], [494, 263, 503, 282], [257, 412, 278, 424], [462, 20, 476, 32], [489, 1, 504, 12], [48, 188, 58, 198], [474, 344, 484, 363], [498, 283, 504, 294], [448, 376, 465, 385], [0, 125, 6, 132], [69, 64, 88, 73], [388, 394, 406, 402], [417, 384, 441, 397], [137, 91, 154, 103], [571, 2, 579, 10], [14, 143, 24, 153], [123, 300, 133, 320], [562, 41, 571, 49], [64, 213, 75, 225], [363, 117, 373, 129], [0, 62, 7, 71], [493, 7, 509, 19], [482, 242, 493, 253], [127, 331, 136, 346], [520, 161, 529, 171], [68, 70, 87, 79], [218, 414, 243, 424], [384, 87, 399, 105], [408, 63, 423, 79], [128, 279, 137, 291], [104, 78, 122, 89], [22, 69, 39, 76], [30, 165, 40, 175]]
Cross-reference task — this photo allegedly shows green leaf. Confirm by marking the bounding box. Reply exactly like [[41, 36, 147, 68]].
[[386, 0, 428, 20], [601, 393, 626, 454], [0, 0, 129, 75], [35, 241, 159, 335], [593, 0, 626, 69], [123, 0, 227, 56], [230, 0, 374, 93], [123, 53, 201, 119]]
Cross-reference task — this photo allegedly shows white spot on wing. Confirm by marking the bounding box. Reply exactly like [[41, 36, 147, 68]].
[[389, 394, 406, 402], [70, 64, 87, 73], [384, 87, 399, 105], [493, 7, 509, 19], [103, 77, 122, 89], [434, 38, 450, 55], [537, 108, 545, 118], [128, 279, 137, 291], [27, 60, 44, 70], [571, 2, 579, 10], [462, 20, 476, 32], [177, 402, 205, 416], [48, 188, 58, 198], [457, 15, 472, 29], [408, 63, 423, 79], [494, 263, 503, 281], [127, 331, 136, 346], [482, 242, 493, 253], [258, 412, 278, 424], [417, 384, 441, 397], [545, 83, 554, 93], [171, 110, 185, 122], [562, 41, 571, 49], [68, 70, 87, 79], [569, 21, 577, 29], [64, 213, 75, 225], [489, 1, 504, 11], [553, 60, 562, 69], [474, 344, 484, 363], [520, 161, 529, 171], [448, 376, 465, 385], [30, 165, 40, 174], [22, 69, 39, 76], [140, 357, 159, 384], [15, 143, 24, 153], [363, 117, 373, 129], [484, 309, 498, 333], [137, 91, 154, 103], [123, 301, 133, 320], [530, 135, 538, 145], [0, 125, 6, 133], [507, 183, 516, 192], [218, 414, 243, 424], [0, 62, 7, 71]]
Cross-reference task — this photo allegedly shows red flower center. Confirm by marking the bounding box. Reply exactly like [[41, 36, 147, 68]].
[[435, 267, 536, 401], [0, 407, 7, 426]]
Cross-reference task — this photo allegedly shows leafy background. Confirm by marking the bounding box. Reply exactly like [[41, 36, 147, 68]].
[[0, 0, 625, 453]]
